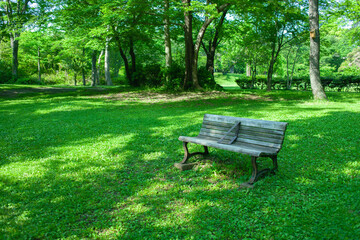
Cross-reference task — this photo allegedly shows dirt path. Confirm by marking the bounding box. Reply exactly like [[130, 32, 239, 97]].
[[0, 87, 81, 98]]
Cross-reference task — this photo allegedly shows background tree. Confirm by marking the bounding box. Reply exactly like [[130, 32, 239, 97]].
[[309, 0, 327, 100]]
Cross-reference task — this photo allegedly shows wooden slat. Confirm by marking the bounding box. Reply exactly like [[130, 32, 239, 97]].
[[203, 114, 288, 131], [202, 121, 285, 136], [196, 135, 279, 154], [200, 128, 283, 144], [178, 136, 278, 157], [198, 131, 282, 149]]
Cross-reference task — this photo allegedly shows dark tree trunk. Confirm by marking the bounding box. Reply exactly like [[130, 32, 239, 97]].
[[129, 37, 138, 87], [74, 72, 77, 86], [91, 50, 97, 87], [266, 37, 282, 91], [309, 0, 327, 100], [202, 9, 228, 76], [10, 33, 20, 80], [82, 48, 86, 86], [114, 35, 132, 84]]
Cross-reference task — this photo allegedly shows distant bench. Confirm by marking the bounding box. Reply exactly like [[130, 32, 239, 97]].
[[175, 114, 288, 186]]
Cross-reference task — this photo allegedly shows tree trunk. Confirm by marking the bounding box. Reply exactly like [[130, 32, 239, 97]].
[[251, 65, 257, 88], [91, 50, 97, 87], [309, 0, 327, 100], [246, 63, 251, 77], [266, 39, 277, 91], [129, 37, 138, 87], [38, 47, 41, 83], [10, 33, 20, 80], [183, 0, 193, 89], [105, 37, 113, 86], [74, 72, 77, 86], [114, 35, 131, 84], [202, 9, 228, 76], [97, 50, 104, 85], [205, 48, 215, 74], [266, 38, 282, 91], [164, 0, 172, 69], [286, 44, 301, 90], [82, 48, 86, 86]]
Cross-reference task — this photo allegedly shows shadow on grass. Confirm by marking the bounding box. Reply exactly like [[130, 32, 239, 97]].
[[0, 90, 359, 239]]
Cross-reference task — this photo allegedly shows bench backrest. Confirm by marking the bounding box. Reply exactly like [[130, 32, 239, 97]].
[[199, 114, 288, 153]]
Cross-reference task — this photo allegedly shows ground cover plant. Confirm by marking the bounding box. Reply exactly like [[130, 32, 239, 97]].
[[0, 85, 359, 239]]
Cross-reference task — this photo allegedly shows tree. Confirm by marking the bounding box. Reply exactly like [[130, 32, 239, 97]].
[[182, 0, 230, 89], [201, 7, 228, 75], [1, 0, 32, 79], [309, 0, 327, 100]]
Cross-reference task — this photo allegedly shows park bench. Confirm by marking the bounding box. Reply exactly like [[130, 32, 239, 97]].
[[175, 114, 288, 186]]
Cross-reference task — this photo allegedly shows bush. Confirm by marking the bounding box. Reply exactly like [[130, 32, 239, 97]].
[[142, 64, 163, 87], [16, 76, 42, 85], [162, 63, 185, 91], [198, 66, 223, 90]]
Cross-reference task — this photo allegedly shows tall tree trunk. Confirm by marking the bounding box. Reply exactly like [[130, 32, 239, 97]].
[[105, 37, 112, 86], [91, 50, 97, 87], [286, 44, 301, 90], [129, 37, 138, 87], [266, 41, 277, 91], [97, 50, 104, 85], [246, 63, 251, 77], [164, 0, 172, 69], [183, 0, 193, 89], [82, 48, 86, 86], [309, 0, 327, 100], [74, 72, 77, 86], [202, 9, 228, 76], [266, 37, 282, 91], [115, 37, 131, 84], [37, 47, 41, 83], [10, 33, 20, 80]]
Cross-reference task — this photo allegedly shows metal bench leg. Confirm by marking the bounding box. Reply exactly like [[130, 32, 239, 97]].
[[246, 155, 278, 185], [270, 156, 278, 172], [248, 156, 259, 184], [181, 142, 209, 164]]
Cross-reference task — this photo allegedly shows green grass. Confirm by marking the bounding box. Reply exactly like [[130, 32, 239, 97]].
[[0, 85, 359, 239], [214, 73, 241, 89]]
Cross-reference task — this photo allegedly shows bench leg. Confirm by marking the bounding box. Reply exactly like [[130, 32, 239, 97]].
[[181, 142, 209, 164], [246, 155, 278, 185]]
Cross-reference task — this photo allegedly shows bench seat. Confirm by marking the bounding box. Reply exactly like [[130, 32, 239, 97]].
[[178, 136, 278, 157]]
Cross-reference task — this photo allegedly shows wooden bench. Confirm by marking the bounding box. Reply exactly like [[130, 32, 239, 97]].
[[176, 114, 288, 186]]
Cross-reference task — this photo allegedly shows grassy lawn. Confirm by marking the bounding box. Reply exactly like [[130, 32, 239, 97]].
[[0, 85, 359, 239], [214, 73, 240, 90]]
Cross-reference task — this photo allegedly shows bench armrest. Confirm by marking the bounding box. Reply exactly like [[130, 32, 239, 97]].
[[217, 121, 241, 145]]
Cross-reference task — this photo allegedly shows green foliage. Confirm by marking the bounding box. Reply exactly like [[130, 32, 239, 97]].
[[198, 66, 223, 90], [235, 74, 360, 92], [0, 86, 359, 239], [138, 64, 163, 87], [15, 76, 42, 85], [162, 63, 185, 91]]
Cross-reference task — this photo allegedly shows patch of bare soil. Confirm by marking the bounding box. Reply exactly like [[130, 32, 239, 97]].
[[0, 87, 80, 98], [92, 91, 273, 103]]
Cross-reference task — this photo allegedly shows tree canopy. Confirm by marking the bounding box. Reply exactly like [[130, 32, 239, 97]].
[[0, 0, 358, 93]]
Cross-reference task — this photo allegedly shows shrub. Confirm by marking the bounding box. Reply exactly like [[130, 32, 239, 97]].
[[142, 64, 163, 87], [198, 66, 223, 90], [162, 63, 185, 91], [15, 76, 42, 85]]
